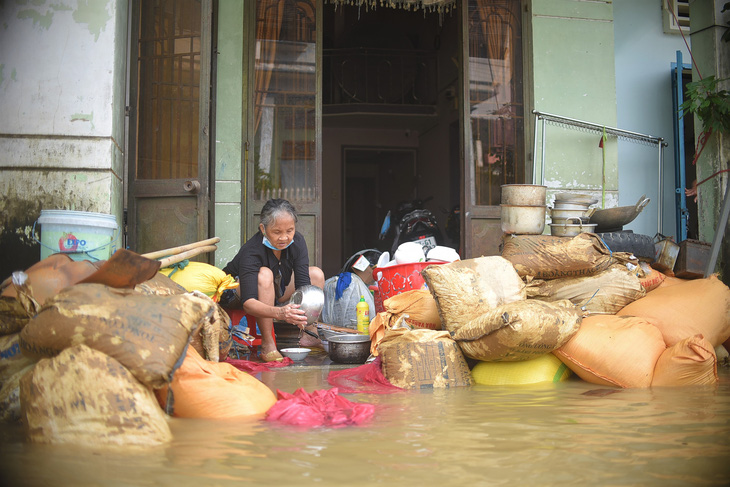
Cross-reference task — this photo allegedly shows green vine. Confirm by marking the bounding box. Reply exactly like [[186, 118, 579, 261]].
[[680, 75, 730, 136]]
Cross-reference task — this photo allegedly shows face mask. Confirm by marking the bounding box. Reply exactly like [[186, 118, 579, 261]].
[[262, 235, 293, 251]]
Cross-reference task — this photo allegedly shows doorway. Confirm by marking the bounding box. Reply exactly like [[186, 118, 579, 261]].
[[342, 148, 418, 259]]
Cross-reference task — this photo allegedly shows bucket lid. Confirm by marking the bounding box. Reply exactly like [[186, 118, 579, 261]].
[[38, 209, 118, 230]]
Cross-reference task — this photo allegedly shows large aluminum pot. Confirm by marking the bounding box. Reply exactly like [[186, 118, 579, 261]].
[[500, 204, 546, 235], [549, 207, 595, 222], [288, 285, 324, 325], [549, 217, 597, 237], [501, 184, 547, 206], [328, 334, 371, 364]]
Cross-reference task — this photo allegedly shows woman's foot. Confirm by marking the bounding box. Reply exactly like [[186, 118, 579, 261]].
[[259, 349, 284, 362], [298, 324, 322, 348]]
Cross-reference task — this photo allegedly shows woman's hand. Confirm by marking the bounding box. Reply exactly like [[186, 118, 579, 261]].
[[278, 303, 308, 328]]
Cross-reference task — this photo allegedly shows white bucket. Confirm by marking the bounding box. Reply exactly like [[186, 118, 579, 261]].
[[37, 210, 119, 261]]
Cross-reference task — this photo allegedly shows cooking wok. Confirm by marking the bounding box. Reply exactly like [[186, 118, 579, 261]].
[[591, 195, 650, 232]]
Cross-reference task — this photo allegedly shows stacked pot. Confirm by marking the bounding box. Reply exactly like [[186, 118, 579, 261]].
[[549, 193, 598, 236], [500, 185, 548, 235]]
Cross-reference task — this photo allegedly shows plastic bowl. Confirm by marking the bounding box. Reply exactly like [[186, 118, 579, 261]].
[[280, 347, 311, 361]]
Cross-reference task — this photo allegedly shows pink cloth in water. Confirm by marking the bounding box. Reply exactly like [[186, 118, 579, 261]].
[[224, 356, 293, 374], [327, 357, 403, 394], [265, 387, 375, 428]]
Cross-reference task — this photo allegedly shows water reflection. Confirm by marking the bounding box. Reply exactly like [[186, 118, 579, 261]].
[[1, 368, 729, 486]]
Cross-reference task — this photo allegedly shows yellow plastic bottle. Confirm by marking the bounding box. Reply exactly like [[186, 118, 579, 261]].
[[356, 295, 370, 335]]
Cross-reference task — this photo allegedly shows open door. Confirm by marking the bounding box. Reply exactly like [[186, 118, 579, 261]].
[[460, 0, 524, 257], [127, 0, 213, 255], [244, 0, 321, 266]]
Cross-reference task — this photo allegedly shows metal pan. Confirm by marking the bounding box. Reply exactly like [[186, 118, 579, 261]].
[[591, 196, 650, 232]]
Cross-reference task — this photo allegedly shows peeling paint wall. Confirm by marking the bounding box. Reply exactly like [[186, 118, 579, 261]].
[[529, 0, 618, 209], [0, 0, 127, 281]]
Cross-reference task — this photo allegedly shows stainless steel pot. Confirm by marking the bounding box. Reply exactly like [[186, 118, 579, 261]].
[[500, 204, 546, 235], [549, 217, 597, 237], [328, 334, 371, 364], [288, 285, 324, 325], [549, 207, 595, 222], [501, 184, 547, 206]]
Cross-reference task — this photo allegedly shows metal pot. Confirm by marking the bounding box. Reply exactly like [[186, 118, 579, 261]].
[[549, 207, 596, 222], [549, 217, 597, 237], [288, 285, 324, 325], [501, 184, 547, 206], [500, 204, 546, 235], [328, 334, 371, 364]]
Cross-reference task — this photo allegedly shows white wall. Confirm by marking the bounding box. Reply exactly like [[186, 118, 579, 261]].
[[613, 0, 689, 238]]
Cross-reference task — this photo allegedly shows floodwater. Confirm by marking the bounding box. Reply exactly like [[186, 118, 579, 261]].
[[1, 364, 729, 486]]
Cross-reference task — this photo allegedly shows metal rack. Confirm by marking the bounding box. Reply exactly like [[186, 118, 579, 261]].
[[532, 110, 668, 233]]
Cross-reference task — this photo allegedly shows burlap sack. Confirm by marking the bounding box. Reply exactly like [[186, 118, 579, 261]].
[[134, 272, 188, 296], [617, 275, 730, 347], [190, 301, 233, 362], [453, 299, 582, 362], [20, 344, 171, 447], [651, 334, 717, 387], [421, 256, 525, 334], [0, 333, 37, 390], [20, 284, 212, 388], [525, 264, 646, 315], [0, 363, 34, 422], [554, 314, 666, 388], [378, 328, 472, 389], [501, 233, 631, 279], [0, 297, 29, 336]]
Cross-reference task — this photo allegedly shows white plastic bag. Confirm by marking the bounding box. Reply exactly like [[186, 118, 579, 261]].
[[322, 273, 375, 329]]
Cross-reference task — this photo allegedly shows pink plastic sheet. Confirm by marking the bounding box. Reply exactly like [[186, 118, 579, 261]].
[[265, 387, 375, 428], [224, 356, 293, 374], [327, 357, 403, 394]]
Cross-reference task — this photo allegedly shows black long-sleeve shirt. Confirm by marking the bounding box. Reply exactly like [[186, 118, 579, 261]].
[[222, 231, 311, 303]]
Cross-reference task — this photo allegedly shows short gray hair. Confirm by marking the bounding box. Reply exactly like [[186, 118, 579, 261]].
[[260, 198, 298, 229]]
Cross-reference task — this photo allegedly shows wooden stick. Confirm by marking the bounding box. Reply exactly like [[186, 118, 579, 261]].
[[157, 245, 218, 268], [141, 237, 221, 260]]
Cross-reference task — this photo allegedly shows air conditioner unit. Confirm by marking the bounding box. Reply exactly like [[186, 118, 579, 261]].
[[662, 0, 690, 35]]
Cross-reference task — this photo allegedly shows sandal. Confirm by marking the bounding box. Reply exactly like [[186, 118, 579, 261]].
[[259, 350, 284, 362]]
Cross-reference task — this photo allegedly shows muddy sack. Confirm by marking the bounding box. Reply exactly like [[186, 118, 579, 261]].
[[453, 299, 581, 362], [378, 328, 472, 389], [0, 333, 37, 390], [20, 283, 212, 388], [525, 264, 646, 315], [190, 300, 233, 362], [617, 275, 730, 348], [554, 315, 666, 388], [134, 272, 188, 296], [501, 233, 633, 280], [0, 297, 30, 336], [421, 256, 525, 334], [0, 363, 34, 422], [20, 344, 172, 447]]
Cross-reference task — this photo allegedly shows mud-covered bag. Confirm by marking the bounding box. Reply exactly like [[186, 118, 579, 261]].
[[189, 298, 232, 362], [20, 284, 212, 388], [134, 272, 188, 296], [525, 264, 646, 315], [453, 299, 582, 362], [501, 233, 632, 279], [21, 344, 171, 447], [421, 256, 525, 334], [378, 328, 471, 389], [0, 333, 37, 390], [0, 363, 34, 422], [0, 297, 29, 336]]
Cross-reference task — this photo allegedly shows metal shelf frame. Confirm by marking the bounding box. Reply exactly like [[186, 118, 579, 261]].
[[532, 110, 668, 233]]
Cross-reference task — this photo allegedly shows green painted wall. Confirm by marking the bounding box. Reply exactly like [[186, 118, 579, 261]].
[[529, 0, 618, 206], [214, 0, 245, 268]]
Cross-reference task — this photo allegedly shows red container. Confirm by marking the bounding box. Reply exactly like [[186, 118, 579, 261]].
[[372, 261, 445, 305], [368, 284, 384, 313]]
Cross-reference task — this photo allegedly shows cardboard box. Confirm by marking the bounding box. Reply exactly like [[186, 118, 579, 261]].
[[675, 239, 711, 279]]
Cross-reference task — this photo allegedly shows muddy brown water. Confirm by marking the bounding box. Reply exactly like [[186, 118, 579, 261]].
[[1, 363, 729, 486]]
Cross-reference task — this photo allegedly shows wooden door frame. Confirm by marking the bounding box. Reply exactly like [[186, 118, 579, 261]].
[[125, 0, 214, 254]]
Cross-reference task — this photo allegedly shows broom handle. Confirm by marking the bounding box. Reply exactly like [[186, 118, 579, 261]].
[[141, 237, 220, 260], [157, 245, 218, 268]]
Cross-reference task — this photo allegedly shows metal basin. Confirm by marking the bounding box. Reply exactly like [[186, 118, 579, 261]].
[[328, 334, 371, 364], [591, 196, 650, 232], [288, 285, 324, 325]]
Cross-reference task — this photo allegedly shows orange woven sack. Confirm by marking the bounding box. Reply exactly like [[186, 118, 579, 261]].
[[617, 275, 730, 347], [651, 334, 717, 387], [155, 347, 276, 419], [554, 315, 666, 388], [637, 262, 666, 292]]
